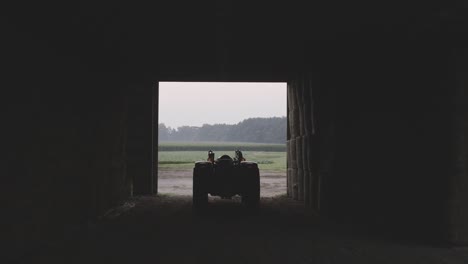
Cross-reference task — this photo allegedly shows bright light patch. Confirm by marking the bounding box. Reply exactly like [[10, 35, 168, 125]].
[[159, 82, 287, 128]]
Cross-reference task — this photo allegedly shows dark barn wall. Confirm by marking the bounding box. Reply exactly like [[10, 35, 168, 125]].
[[286, 25, 468, 241], [126, 82, 156, 196], [460, 55, 468, 243], [5, 0, 468, 256], [449, 47, 468, 244], [4, 8, 135, 255], [323, 33, 453, 238]]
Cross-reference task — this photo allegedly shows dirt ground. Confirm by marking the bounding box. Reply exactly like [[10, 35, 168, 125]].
[[158, 168, 287, 197], [23, 195, 468, 264]]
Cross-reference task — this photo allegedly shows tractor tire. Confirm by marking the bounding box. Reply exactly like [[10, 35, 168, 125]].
[[242, 167, 260, 209], [193, 165, 209, 209]]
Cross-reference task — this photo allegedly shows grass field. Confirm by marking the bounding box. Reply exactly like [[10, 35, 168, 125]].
[[158, 142, 286, 172], [158, 141, 286, 152]]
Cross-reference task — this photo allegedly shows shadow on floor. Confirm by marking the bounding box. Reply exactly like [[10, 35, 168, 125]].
[[19, 195, 468, 264]]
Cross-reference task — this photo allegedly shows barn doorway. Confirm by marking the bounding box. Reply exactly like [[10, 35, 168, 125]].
[[156, 82, 287, 199]]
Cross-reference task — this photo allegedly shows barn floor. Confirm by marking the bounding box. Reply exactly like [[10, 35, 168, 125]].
[[25, 195, 468, 264]]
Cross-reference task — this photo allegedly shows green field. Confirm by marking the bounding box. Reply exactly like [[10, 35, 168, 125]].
[[158, 142, 286, 172], [158, 141, 286, 152]]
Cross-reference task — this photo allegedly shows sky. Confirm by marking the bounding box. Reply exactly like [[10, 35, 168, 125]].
[[159, 82, 287, 128]]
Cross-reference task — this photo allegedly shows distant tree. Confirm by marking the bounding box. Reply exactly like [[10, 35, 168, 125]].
[[158, 123, 171, 141], [171, 126, 199, 141], [158, 116, 286, 143]]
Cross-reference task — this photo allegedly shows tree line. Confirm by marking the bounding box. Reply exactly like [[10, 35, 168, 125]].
[[159, 117, 286, 144]]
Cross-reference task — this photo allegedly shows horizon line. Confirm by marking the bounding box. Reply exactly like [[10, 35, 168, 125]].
[[159, 115, 286, 129]]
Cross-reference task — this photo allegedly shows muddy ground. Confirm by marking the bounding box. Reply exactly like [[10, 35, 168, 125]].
[[158, 168, 287, 197], [23, 194, 468, 264]]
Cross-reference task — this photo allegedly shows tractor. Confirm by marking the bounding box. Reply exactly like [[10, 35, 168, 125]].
[[193, 150, 260, 208]]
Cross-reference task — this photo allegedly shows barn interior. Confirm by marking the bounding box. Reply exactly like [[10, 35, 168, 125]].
[[4, 1, 468, 263]]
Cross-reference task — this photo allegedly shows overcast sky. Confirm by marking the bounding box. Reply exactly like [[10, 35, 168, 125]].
[[159, 82, 287, 128]]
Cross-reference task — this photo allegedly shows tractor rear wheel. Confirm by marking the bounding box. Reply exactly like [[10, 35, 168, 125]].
[[242, 167, 260, 209], [193, 166, 208, 209]]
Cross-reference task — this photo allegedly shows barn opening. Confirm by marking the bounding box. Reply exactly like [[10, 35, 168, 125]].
[[156, 81, 287, 200]]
